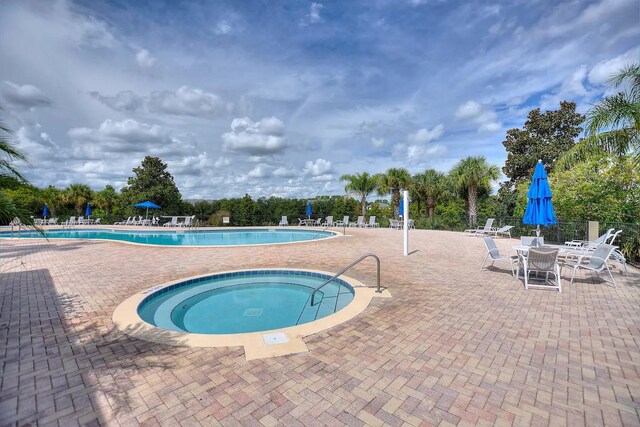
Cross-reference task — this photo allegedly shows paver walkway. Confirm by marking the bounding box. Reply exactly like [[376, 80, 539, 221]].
[[0, 228, 638, 426]]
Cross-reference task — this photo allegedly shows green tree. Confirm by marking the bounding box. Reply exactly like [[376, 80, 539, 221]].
[[41, 186, 64, 216], [558, 63, 640, 168], [377, 168, 411, 218], [450, 156, 500, 224], [547, 155, 640, 223], [94, 185, 119, 216], [502, 101, 584, 186], [121, 156, 183, 215], [340, 172, 378, 216], [63, 184, 93, 215], [412, 169, 448, 219]]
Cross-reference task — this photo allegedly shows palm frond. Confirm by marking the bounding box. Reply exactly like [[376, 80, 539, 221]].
[[586, 93, 640, 135], [607, 62, 640, 101], [556, 129, 640, 170]]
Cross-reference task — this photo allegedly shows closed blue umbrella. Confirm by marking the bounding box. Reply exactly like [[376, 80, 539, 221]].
[[306, 202, 312, 219], [85, 203, 92, 218], [523, 160, 557, 237], [398, 198, 404, 217], [42, 204, 50, 219], [134, 201, 161, 219]]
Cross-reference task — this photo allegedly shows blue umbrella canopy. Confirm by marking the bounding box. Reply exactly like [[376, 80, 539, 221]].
[[85, 203, 92, 217], [523, 161, 557, 235], [134, 201, 161, 209], [42, 204, 50, 219], [306, 202, 312, 218], [134, 201, 161, 219]]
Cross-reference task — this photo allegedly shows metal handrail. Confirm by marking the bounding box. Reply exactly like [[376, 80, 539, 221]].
[[310, 252, 382, 306], [310, 225, 332, 240]]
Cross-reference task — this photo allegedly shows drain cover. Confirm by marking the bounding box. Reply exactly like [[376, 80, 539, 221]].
[[263, 333, 288, 345], [243, 308, 263, 317]]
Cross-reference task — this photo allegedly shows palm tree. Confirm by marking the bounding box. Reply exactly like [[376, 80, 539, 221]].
[[340, 172, 378, 216], [450, 156, 500, 224], [557, 62, 640, 169], [63, 184, 93, 215], [377, 168, 411, 218], [94, 185, 119, 216], [413, 169, 448, 218], [0, 115, 36, 227]]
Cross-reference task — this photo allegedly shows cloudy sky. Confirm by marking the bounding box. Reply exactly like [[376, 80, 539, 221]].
[[0, 0, 637, 199]]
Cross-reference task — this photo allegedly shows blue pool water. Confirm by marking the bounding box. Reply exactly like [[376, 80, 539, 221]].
[[138, 270, 355, 334], [0, 228, 334, 246]]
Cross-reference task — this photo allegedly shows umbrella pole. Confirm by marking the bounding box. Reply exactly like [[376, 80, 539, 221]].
[[536, 225, 540, 238], [146, 207, 149, 219]]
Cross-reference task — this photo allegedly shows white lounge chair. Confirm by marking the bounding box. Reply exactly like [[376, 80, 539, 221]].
[[322, 216, 334, 227], [389, 219, 401, 230], [481, 237, 517, 276], [562, 244, 618, 288], [334, 216, 349, 227], [349, 216, 365, 227], [48, 218, 58, 225], [114, 216, 130, 225], [493, 225, 514, 238], [94, 218, 101, 225], [365, 216, 379, 228], [521, 236, 544, 247], [464, 218, 495, 236], [279, 216, 288, 226], [565, 228, 614, 250], [163, 217, 178, 227]]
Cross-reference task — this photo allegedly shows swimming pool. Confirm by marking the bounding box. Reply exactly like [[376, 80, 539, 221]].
[[0, 228, 336, 246], [138, 270, 355, 334]]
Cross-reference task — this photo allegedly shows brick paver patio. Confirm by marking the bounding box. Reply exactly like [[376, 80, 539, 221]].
[[1, 228, 639, 426]]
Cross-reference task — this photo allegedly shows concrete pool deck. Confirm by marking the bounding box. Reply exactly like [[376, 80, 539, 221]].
[[0, 227, 638, 425]]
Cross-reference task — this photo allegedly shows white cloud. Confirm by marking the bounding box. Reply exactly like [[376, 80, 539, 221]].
[[300, 3, 324, 26], [588, 48, 640, 86], [0, 81, 51, 109], [215, 20, 232, 35], [407, 124, 444, 144], [247, 164, 271, 178], [89, 90, 143, 112], [135, 49, 156, 68], [214, 157, 231, 168], [303, 158, 332, 176], [222, 116, 287, 155], [455, 101, 501, 133], [148, 86, 228, 118], [273, 166, 301, 178], [371, 137, 384, 148]]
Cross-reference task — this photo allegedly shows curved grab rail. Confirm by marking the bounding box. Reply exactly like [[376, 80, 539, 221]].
[[310, 252, 382, 306]]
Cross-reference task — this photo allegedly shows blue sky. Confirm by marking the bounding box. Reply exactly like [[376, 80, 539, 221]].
[[0, 0, 638, 199]]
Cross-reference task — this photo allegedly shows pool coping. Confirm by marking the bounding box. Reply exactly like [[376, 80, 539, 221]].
[[0, 226, 341, 248], [112, 268, 391, 360]]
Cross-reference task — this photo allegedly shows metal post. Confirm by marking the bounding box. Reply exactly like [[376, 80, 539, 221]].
[[403, 190, 409, 256]]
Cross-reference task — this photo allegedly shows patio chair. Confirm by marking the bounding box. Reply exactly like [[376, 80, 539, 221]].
[[365, 216, 379, 228], [223, 217, 230, 225], [163, 217, 178, 227], [48, 218, 58, 225], [520, 247, 562, 292], [408, 219, 415, 229], [279, 216, 288, 226], [481, 237, 518, 276], [389, 219, 401, 230], [114, 217, 129, 225], [334, 216, 349, 227], [493, 225, 514, 238], [322, 216, 334, 227], [521, 236, 544, 247], [562, 244, 618, 288], [150, 217, 159, 226], [77, 216, 85, 225], [565, 228, 614, 250], [605, 230, 628, 275], [349, 216, 365, 227], [464, 218, 495, 236]]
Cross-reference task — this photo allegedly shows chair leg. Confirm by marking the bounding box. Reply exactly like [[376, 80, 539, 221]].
[[556, 265, 562, 293], [605, 265, 616, 288], [480, 254, 489, 271], [570, 267, 577, 284]]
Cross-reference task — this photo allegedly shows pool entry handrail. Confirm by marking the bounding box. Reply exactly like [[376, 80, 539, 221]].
[[310, 252, 382, 307]]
